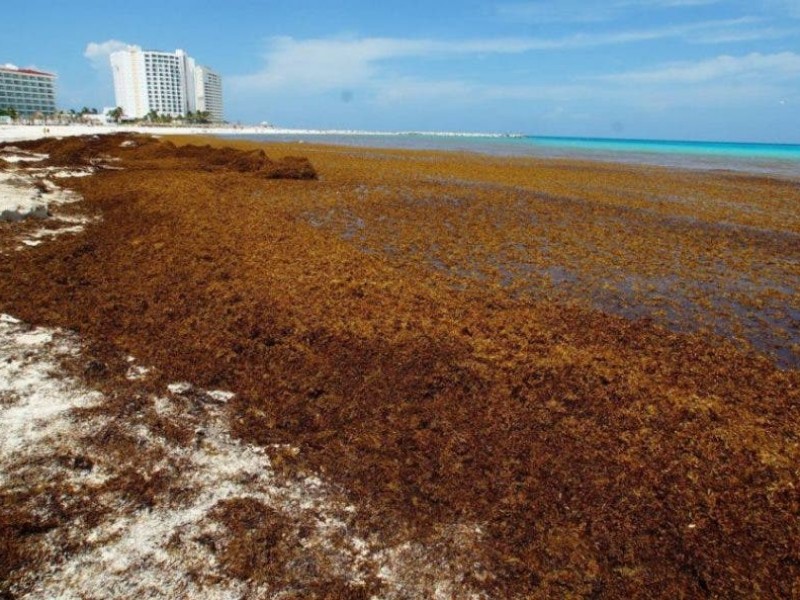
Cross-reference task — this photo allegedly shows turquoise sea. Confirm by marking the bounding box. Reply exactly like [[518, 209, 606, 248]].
[[231, 133, 800, 178]]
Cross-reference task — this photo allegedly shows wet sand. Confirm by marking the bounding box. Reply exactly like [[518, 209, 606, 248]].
[[1, 134, 799, 598]]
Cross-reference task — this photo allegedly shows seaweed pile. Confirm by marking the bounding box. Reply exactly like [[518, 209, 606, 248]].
[[5, 133, 318, 179], [1, 133, 798, 598]]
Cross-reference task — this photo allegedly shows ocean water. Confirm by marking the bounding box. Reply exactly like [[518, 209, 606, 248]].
[[230, 132, 800, 178]]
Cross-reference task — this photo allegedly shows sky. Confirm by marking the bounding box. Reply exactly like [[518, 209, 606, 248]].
[[1, 0, 799, 142]]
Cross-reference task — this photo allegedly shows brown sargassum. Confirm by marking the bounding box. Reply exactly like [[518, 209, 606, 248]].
[[1, 133, 799, 598]]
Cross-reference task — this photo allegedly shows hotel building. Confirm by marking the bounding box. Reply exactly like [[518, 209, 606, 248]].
[[0, 64, 57, 117], [194, 65, 224, 123], [110, 46, 223, 121]]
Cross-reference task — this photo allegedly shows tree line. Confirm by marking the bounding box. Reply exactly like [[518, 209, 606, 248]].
[[0, 106, 214, 125]]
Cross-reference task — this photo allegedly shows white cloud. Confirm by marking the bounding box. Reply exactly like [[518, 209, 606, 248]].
[[497, 2, 615, 23], [367, 73, 790, 115], [231, 34, 603, 90], [768, 0, 800, 18], [371, 77, 585, 105], [692, 25, 800, 43], [230, 19, 773, 94], [497, 0, 724, 23], [84, 40, 133, 70], [232, 37, 431, 91], [597, 52, 800, 83]]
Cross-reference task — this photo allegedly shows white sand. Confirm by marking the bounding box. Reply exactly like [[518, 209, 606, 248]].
[[0, 171, 48, 220], [0, 123, 509, 144], [0, 146, 48, 161], [1, 317, 485, 599], [0, 149, 90, 223], [0, 157, 93, 251], [0, 315, 103, 483]]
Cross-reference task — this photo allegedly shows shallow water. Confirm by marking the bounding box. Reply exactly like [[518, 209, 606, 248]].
[[227, 133, 800, 178]]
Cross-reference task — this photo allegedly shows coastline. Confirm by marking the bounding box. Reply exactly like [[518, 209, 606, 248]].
[[3, 124, 798, 179], [1, 132, 799, 598], [0, 123, 516, 143]]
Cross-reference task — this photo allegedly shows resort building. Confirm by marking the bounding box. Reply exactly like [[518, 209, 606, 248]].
[[193, 65, 224, 123], [110, 46, 223, 121], [0, 64, 57, 117]]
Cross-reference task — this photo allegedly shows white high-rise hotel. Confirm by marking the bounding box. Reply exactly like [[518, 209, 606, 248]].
[[110, 46, 223, 122]]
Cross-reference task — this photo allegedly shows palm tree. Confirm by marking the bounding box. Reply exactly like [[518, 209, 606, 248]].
[[0, 107, 18, 120], [108, 107, 124, 124]]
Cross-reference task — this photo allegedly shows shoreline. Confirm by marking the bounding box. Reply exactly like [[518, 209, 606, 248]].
[[0, 123, 516, 142], [2, 124, 798, 180]]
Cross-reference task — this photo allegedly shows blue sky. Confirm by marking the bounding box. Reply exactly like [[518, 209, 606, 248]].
[[1, 0, 799, 141]]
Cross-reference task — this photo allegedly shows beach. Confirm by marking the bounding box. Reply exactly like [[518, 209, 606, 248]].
[[1, 131, 799, 598], [0, 124, 513, 144], [5, 124, 799, 178]]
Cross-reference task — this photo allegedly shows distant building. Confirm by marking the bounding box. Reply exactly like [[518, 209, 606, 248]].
[[0, 64, 57, 117], [110, 46, 223, 122], [193, 65, 224, 123]]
